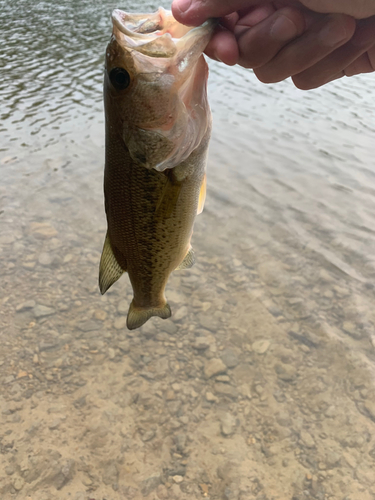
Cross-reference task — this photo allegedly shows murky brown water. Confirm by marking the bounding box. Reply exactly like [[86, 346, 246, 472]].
[[1, 1, 375, 499]]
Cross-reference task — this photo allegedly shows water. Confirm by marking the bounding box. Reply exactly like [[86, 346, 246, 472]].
[[1, 1, 375, 499]]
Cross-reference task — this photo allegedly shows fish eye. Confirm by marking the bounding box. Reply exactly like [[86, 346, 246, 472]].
[[109, 67, 130, 90]]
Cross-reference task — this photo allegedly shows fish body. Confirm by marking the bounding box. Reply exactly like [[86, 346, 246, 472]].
[[99, 9, 215, 329]]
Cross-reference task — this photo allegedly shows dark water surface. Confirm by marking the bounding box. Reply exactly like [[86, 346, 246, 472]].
[[1, 1, 375, 499]]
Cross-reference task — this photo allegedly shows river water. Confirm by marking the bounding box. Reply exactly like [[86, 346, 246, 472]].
[[1, 1, 375, 499]]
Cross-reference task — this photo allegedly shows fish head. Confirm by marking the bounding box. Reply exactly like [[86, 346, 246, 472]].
[[104, 8, 216, 171]]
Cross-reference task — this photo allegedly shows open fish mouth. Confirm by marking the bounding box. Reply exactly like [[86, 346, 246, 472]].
[[111, 8, 217, 59]]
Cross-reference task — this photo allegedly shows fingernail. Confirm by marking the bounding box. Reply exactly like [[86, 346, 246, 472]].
[[319, 18, 348, 47], [173, 0, 192, 13], [270, 15, 298, 42]]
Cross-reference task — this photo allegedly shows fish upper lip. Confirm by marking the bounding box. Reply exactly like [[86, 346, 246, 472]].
[[112, 8, 217, 51]]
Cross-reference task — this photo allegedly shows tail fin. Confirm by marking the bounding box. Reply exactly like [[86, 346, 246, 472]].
[[127, 301, 172, 330]]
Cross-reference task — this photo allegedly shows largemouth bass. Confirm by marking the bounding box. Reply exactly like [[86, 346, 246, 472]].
[[99, 8, 215, 330]]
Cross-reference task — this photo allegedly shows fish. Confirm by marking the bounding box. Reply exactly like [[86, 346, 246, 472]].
[[99, 8, 215, 330]]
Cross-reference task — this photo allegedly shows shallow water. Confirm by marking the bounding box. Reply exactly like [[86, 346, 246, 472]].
[[1, 1, 375, 499]]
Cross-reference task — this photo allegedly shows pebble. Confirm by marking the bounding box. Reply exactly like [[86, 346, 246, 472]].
[[193, 337, 212, 350], [325, 405, 337, 418], [38, 336, 60, 352], [142, 429, 156, 442], [300, 430, 315, 448], [252, 339, 271, 354], [214, 383, 238, 399], [173, 306, 188, 321], [30, 222, 58, 239], [238, 384, 251, 399], [172, 475, 184, 484], [23, 261, 36, 269], [114, 316, 128, 330], [63, 254, 73, 263], [117, 300, 128, 314], [33, 305, 56, 318], [254, 384, 263, 395], [206, 391, 217, 403], [166, 390, 176, 401], [77, 320, 100, 332], [275, 363, 297, 381], [156, 484, 169, 499], [220, 412, 236, 436], [38, 252, 53, 266], [204, 358, 227, 378], [12, 476, 24, 491], [16, 300, 36, 312], [162, 321, 178, 335], [94, 309, 107, 321], [122, 359, 134, 376], [342, 321, 363, 340], [220, 348, 240, 368], [199, 314, 218, 332], [0, 233, 15, 244], [48, 418, 63, 430], [325, 450, 341, 468], [117, 340, 130, 353], [140, 321, 156, 338], [5, 465, 15, 475]]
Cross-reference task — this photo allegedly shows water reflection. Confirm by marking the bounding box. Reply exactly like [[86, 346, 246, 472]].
[[1, 0, 375, 499]]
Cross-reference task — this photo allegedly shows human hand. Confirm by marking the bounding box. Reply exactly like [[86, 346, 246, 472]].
[[171, 0, 375, 89]]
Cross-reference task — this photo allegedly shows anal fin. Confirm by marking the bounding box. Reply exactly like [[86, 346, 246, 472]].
[[127, 301, 171, 330], [175, 247, 195, 270], [99, 232, 125, 294]]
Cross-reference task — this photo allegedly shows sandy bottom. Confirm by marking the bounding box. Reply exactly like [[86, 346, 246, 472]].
[[1, 208, 375, 500]]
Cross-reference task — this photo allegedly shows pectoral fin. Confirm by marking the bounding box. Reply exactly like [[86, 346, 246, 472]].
[[197, 173, 206, 215], [99, 233, 125, 294], [175, 247, 195, 270], [155, 174, 182, 218]]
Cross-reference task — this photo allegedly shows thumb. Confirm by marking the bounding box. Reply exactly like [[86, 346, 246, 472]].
[[298, 0, 375, 19], [172, 0, 266, 25]]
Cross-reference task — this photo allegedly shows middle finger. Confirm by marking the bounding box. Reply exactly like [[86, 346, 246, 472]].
[[236, 7, 306, 68], [254, 13, 356, 83]]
